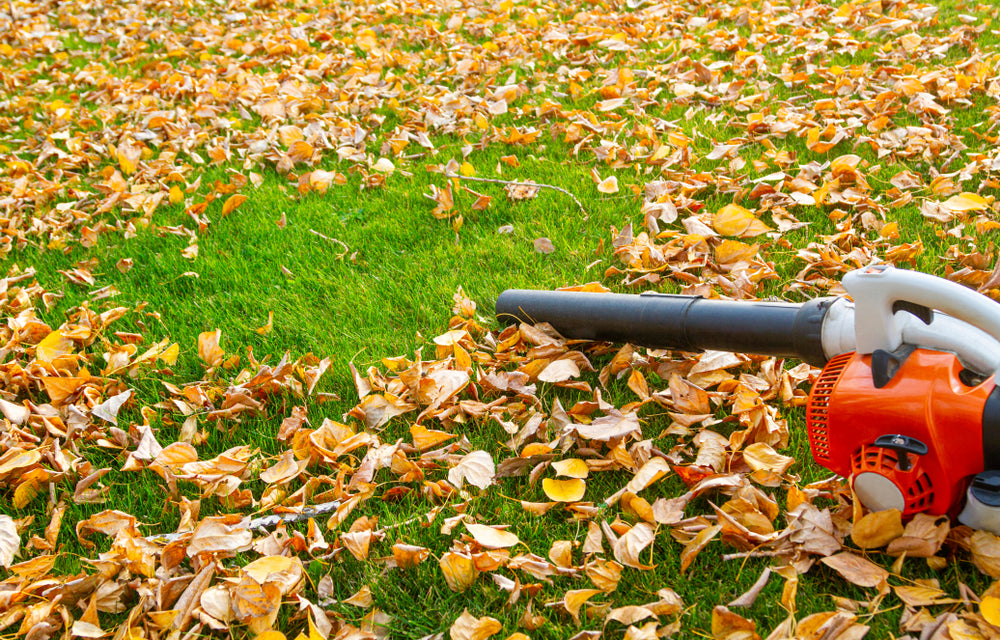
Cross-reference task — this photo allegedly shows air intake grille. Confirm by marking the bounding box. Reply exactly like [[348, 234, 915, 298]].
[[806, 352, 853, 463], [852, 445, 934, 513]]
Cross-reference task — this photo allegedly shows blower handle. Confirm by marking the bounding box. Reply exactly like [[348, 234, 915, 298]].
[[844, 265, 1000, 357]]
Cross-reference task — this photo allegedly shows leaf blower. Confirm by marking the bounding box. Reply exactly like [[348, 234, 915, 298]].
[[496, 265, 1000, 534]]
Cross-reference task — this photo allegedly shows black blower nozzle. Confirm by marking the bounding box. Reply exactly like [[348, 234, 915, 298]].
[[496, 289, 833, 367]]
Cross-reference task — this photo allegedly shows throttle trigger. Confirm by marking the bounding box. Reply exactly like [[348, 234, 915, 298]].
[[892, 300, 933, 324]]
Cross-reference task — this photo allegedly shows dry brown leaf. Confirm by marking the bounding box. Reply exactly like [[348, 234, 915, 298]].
[[711, 606, 759, 640], [0, 516, 19, 568], [448, 451, 495, 490], [449, 610, 502, 640], [887, 514, 949, 557], [613, 522, 655, 569], [344, 585, 374, 608], [242, 555, 304, 595], [533, 237, 556, 254], [585, 558, 623, 593], [680, 524, 721, 573], [970, 530, 1000, 578], [820, 552, 889, 590], [742, 442, 794, 475]]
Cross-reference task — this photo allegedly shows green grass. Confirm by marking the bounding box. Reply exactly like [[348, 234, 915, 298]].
[[4, 0, 1000, 637]]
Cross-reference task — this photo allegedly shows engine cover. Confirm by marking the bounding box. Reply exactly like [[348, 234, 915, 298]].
[[806, 350, 995, 518]]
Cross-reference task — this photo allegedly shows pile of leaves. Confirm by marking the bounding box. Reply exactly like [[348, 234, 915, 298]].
[[5, 0, 1000, 637]]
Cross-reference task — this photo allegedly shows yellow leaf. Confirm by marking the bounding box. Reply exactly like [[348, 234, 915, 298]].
[[169, 184, 184, 204], [221, 194, 248, 217], [900, 33, 922, 52], [713, 203, 771, 237], [460, 162, 476, 177], [256, 631, 287, 640], [410, 424, 457, 450], [440, 551, 478, 592], [585, 558, 622, 592], [742, 442, 795, 474], [117, 141, 141, 175], [542, 478, 586, 502], [851, 509, 904, 549], [40, 376, 88, 406], [287, 140, 314, 164], [942, 192, 988, 212], [715, 239, 759, 264], [551, 459, 589, 479], [563, 589, 603, 624], [879, 222, 899, 239], [231, 576, 281, 627], [159, 343, 179, 365], [242, 555, 304, 595], [372, 158, 395, 174], [981, 596, 1000, 627], [680, 524, 721, 573], [465, 522, 520, 549], [13, 479, 40, 509], [35, 329, 73, 363], [343, 585, 373, 608]]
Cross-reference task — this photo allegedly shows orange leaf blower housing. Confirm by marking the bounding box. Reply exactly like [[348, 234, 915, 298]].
[[808, 349, 1000, 519]]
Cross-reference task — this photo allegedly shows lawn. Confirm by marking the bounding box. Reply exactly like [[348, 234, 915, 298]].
[[2, 0, 1000, 638]]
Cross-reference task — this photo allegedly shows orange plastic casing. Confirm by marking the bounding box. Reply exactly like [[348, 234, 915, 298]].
[[806, 350, 993, 517]]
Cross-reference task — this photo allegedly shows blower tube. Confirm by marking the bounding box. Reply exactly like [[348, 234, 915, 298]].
[[495, 290, 835, 368]]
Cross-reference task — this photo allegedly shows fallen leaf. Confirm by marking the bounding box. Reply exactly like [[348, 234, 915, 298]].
[[851, 509, 903, 549], [465, 522, 520, 549], [0, 516, 19, 568], [448, 450, 495, 490], [543, 478, 586, 502], [821, 552, 889, 589], [534, 237, 555, 254], [449, 610, 502, 640], [551, 458, 589, 479]]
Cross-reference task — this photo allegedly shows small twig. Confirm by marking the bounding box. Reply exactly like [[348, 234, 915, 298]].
[[722, 549, 789, 561], [446, 172, 589, 219], [309, 228, 349, 259]]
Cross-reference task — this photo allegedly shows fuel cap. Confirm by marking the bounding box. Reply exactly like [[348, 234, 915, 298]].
[[971, 470, 1000, 507]]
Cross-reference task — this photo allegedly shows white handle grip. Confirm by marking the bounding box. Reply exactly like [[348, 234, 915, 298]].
[[843, 265, 1000, 355]]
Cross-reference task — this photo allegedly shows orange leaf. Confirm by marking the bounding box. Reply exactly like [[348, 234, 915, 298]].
[[198, 330, 224, 367], [221, 194, 248, 217]]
